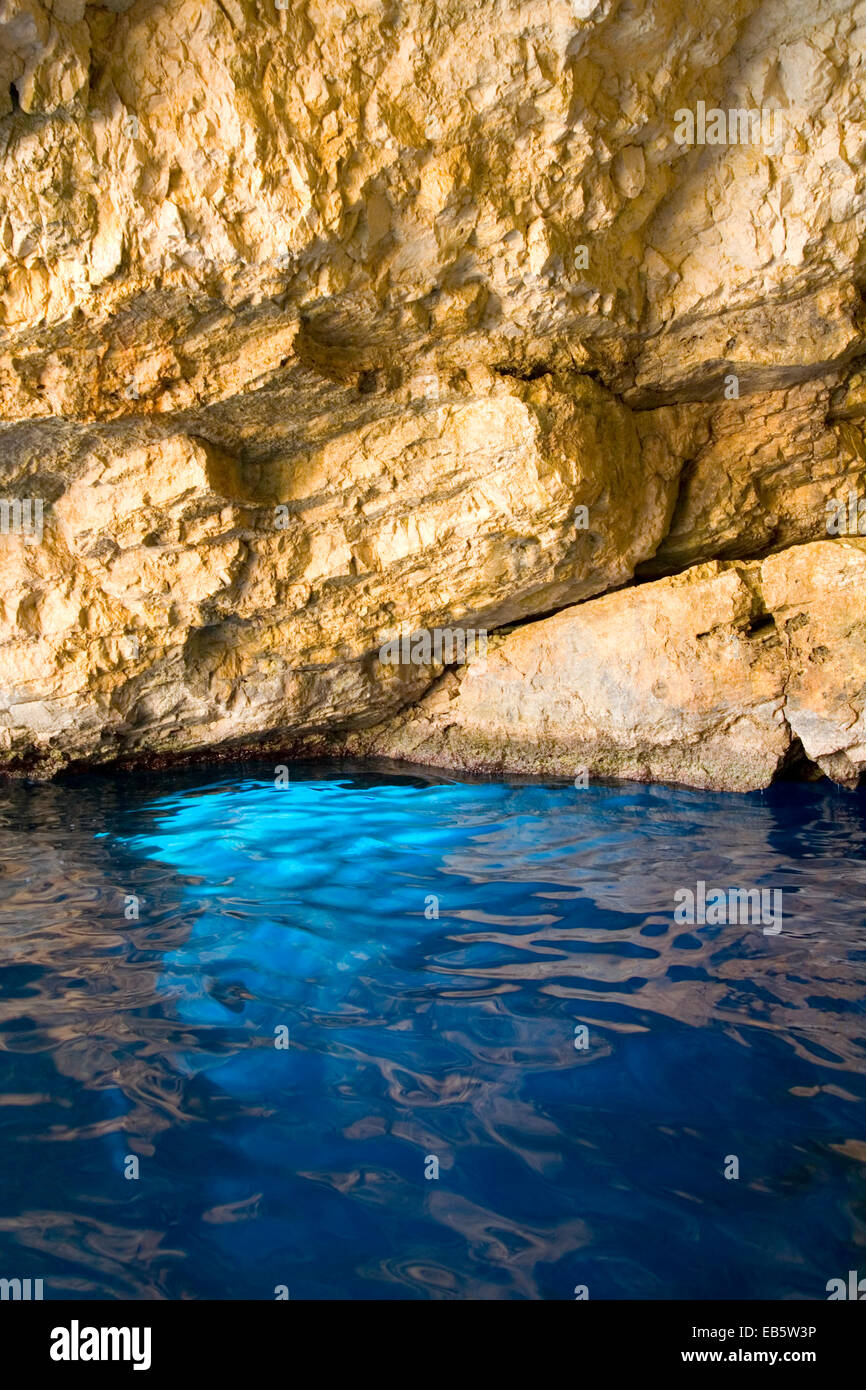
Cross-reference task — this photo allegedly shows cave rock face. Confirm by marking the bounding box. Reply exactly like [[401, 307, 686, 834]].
[[0, 1, 865, 787], [350, 541, 866, 792]]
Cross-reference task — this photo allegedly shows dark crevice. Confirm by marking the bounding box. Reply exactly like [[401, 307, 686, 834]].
[[773, 735, 825, 783], [637, 527, 799, 584], [492, 362, 609, 389], [745, 611, 776, 638], [634, 451, 700, 581], [492, 363, 556, 383]]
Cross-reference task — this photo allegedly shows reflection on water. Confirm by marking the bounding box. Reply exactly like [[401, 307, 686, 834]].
[[0, 761, 864, 1300]]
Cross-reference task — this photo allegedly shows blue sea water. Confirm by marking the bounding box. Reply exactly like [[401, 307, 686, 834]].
[[0, 761, 864, 1300]]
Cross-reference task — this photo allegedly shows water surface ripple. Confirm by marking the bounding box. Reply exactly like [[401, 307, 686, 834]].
[[0, 763, 864, 1299]]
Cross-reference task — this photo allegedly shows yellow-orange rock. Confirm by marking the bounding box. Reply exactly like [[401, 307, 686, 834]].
[[344, 541, 866, 792], [1, 2, 866, 787]]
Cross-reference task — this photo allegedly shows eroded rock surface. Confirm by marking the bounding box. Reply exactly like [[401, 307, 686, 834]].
[[0, 373, 677, 769], [1, 1, 865, 786], [344, 540, 866, 792]]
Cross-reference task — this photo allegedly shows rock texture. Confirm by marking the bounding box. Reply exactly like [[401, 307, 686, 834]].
[[0, 373, 678, 769], [343, 540, 866, 791], [1, 1, 866, 787]]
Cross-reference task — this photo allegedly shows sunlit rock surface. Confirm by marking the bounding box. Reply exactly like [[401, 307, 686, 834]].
[[0, 374, 677, 769], [344, 540, 866, 790], [1, 0, 865, 786]]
